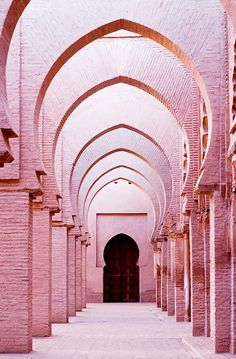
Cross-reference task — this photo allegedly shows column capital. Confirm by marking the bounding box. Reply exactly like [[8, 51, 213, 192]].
[[168, 230, 184, 241]]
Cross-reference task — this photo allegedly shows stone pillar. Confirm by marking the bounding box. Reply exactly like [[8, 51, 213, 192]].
[[190, 209, 205, 335], [68, 231, 76, 317], [184, 231, 191, 321], [82, 243, 87, 308], [230, 158, 236, 353], [32, 205, 52, 337], [0, 192, 32, 353], [156, 265, 161, 308], [203, 213, 210, 337], [161, 241, 167, 311], [210, 190, 230, 353], [231, 255, 236, 354], [153, 246, 161, 308], [174, 233, 185, 322], [167, 239, 175, 316], [52, 225, 68, 323], [76, 238, 82, 312]]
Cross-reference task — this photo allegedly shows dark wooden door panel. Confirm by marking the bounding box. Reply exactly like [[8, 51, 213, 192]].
[[103, 234, 139, 302]]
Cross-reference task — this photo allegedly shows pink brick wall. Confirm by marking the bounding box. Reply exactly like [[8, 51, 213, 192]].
[[75, 239, 82, 312], [167, 240, 175, 316], [174, 236, 185, 322], [210, 191, 231, 353], [52, 226, 68, 323], [203, 217, 210, 337], [156, 265, 161, 308], [68, 232, 76, 316], [0, 192, 32, 353], [190, 209, 205, 335], [32, 206, 52, 337], [161, 242, 167, 311], [184, 237, 190, 321], [81, 243, 87, 308]]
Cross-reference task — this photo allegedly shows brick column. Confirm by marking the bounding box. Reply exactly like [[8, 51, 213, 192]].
[[210, 190, 230, 352], [68, 231, 76, 317], [76, 238, 82, 312], [161, 241, 167, 311], [231, 255, 236, 354], [82, 243, 87, 308], [32, 205, 52, 337], [156, 265, 161, 307], [230, 190, 236, 354], [203, 213, 210, 337], [190, 209, 205, 335], [184, 232, 191, 321], [0, 192, 32, 353], [52, 225, 68, 323], [174, 234, 185, 322], [167, 239, 175, 316]]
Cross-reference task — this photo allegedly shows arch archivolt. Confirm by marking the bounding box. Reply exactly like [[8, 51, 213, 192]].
[[83, 168, 160, 241], [80, 163, 163, 224], [68, 129, 174, 227], [0, 1, 227, 190], [76, 152, 166, 234]]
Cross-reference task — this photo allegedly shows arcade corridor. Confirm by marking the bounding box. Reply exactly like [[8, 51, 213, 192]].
[[1, 1, 236, 357]]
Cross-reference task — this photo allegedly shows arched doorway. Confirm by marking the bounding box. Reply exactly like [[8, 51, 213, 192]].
[[103, 233, 139, 302]]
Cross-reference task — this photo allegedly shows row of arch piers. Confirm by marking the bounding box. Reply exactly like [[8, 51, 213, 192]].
[[0, 0, 235, 356]]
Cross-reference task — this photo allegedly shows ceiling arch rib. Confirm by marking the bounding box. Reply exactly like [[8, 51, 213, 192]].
[[83, 168, 160, 241], [69, 124, 172, 194], [78, 153, 165, 226], [0, 0, 28, 165], [4, 1, 227, 186], [31, 14, 214, 126], [68, 128, 174, 228], [71, 144, 170, 229], [44, 38, 195, 141], [53, 86, 182, 227], [42, 76, 183, 213], [81, 164, 162, 224], [43, 61, 193, 210], [87, 176, 157, 243], [76, 152, 166, 232], [5, 0, 224, 128], [51, 81, 184, 220], [87, 178, 156, 246]]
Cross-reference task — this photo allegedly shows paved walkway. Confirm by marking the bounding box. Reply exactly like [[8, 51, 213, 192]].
[[1, 303, 234, 359]]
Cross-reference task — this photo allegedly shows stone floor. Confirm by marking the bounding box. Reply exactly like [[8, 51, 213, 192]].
[[1, 303, 234, 359]]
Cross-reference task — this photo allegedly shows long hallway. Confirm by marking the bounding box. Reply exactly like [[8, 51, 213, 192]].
[[1, 1, 236, 356], [1, 303, 233, 359]]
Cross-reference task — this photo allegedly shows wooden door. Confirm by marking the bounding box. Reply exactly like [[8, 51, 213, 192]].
[[103, 234, 139, 302]]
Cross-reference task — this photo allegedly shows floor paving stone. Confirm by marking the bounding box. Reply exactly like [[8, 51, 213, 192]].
[[1, 303, 235, 358]]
